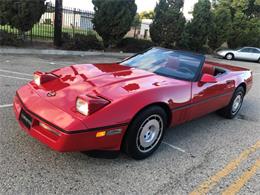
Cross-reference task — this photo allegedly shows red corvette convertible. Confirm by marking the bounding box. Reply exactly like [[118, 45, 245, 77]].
[[13, 48, 253, 159]]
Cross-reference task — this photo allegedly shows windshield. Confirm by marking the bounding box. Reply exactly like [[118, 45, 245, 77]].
[[120, 48, 205, 81]]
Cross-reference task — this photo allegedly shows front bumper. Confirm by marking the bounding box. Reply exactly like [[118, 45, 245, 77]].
[[13, 94, 128, 152], [215, 52, 225, 58]]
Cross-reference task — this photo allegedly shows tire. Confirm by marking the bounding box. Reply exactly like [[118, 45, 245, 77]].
[[258, 58, 260, 63], [123, 106, 167, 160], [225, 53, 234, 60], [218, 86, 245, 119]]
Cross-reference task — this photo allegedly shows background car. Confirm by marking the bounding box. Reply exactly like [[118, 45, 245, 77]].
[[217, 47, 260, 62]]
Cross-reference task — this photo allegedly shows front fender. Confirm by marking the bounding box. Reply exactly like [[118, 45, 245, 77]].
[[81, 84, 191, 130]]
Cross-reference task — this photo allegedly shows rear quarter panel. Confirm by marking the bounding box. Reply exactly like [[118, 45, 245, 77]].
[[206, 61, 253, 93], [236, 70, 253, 93]]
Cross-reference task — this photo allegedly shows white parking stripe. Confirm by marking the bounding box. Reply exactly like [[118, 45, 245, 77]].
[[0, 74, 31, 81], [162, 141, 186, 153], [0, 104, 13, 108], [0, 69, 32, 77]]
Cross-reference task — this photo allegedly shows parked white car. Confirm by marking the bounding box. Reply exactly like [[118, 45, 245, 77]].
[[217, 47, 260, 63]]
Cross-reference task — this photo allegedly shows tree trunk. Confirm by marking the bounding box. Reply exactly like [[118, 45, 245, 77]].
[[134, 26, 137, 38]]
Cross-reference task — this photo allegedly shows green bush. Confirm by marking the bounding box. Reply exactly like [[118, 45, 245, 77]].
[[62, 33, 104, 51], [74, 34, 103, 50], [0, 30, 23, 46], [0, 0, 46, 33], [92, 0, 137, 47], [61, 32, 72, 43], [61, 32, 73, 49], [117, 38, 154, 53], [200, 46, 212, 54]]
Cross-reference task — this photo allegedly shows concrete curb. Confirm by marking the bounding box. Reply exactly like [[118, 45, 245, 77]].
[[0, 48, 134, 58]]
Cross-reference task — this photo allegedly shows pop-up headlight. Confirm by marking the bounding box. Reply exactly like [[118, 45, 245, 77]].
[[33, 71, 57, 86], [76, 95, 110, 116]]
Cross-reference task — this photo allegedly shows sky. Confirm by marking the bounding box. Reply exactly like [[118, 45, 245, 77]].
[[50, 0, 198, 19]]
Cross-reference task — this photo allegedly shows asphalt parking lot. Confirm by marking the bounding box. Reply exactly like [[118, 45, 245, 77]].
[[0, 53, 259, 194]]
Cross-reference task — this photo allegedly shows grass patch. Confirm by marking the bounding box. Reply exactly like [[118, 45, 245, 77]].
[[0, 24, 93, 39]]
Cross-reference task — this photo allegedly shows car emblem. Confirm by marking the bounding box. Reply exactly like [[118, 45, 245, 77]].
[[47, 90, 56, 97]]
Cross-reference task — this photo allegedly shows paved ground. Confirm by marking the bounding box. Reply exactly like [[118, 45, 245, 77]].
[[0, 54, 259, 195]]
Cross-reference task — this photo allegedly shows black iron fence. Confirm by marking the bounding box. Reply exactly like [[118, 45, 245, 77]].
[[0, 4, 94, 41]]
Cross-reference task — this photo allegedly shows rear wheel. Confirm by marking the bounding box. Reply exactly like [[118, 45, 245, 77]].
[[218, 86, 245, 119], [123, 106, 167, 160], [225, 53, 234, 60]]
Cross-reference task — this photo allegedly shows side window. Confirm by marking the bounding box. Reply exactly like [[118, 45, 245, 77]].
[[240, 48, 251, 52], [251, 49, 260, 54]]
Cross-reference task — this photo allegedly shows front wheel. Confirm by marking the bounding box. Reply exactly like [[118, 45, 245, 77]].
[[123, 106, 167, 160], [218, 86, 245, 119], [225, 53, 234, 60]]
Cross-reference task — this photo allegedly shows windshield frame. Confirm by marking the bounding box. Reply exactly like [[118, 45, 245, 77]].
[[120, 47, 206, 82]]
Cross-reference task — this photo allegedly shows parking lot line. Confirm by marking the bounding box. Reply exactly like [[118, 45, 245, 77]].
[[0, 69, 32, 76], [162, 141, 186, 153], [222, 159, 260, 195], [0, 74, 31, 81], [0, 104, 13, 108], [190, 140, 260, 195]]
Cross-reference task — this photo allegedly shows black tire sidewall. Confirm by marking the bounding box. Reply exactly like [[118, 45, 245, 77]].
[[225, 53, 234, 60], [123, 106, 167, 160], [227, 87, 245, 118]]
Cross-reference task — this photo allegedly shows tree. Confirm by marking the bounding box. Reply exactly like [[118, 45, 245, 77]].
[[92, 0, 137, 48], [177, 21, 192, 50], [0, 0, 46, 33], [216, 0, 260, 48], [150, 0, 186, 48], [208, 6, 232, 50], [228, 11, 260, 48], [179, 0, 213, 51], [139, 11, 155, 19]]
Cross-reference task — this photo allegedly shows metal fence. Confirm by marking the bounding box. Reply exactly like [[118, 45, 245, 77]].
[[0, 4, 94, 41]]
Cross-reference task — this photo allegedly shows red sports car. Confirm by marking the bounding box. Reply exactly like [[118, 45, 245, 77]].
[[13, 48, 253, 159]]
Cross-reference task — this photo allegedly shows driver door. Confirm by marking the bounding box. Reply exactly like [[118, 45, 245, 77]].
[[187, 66, 235, 121]]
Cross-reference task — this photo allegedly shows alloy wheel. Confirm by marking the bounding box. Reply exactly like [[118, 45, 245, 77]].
[[136, 114, 163, 153], [232, 94, 243, 114]]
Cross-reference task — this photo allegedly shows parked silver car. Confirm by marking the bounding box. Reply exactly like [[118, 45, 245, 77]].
[[217, 47, 260, 62]]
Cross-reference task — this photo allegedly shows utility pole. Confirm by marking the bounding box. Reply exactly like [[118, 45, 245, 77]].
[[54, 0, 63, 47]]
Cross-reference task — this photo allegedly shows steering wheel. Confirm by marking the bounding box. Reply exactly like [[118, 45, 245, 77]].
[[178, 67, 194, 75]]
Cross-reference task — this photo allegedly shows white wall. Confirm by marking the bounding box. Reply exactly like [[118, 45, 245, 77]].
[[140, 19, 152, 39]]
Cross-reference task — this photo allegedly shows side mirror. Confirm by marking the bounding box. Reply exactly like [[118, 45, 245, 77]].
[[200, 74, 217, 83]]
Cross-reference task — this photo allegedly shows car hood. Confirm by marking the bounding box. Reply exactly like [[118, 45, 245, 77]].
[[30, 63, 173, 114]]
